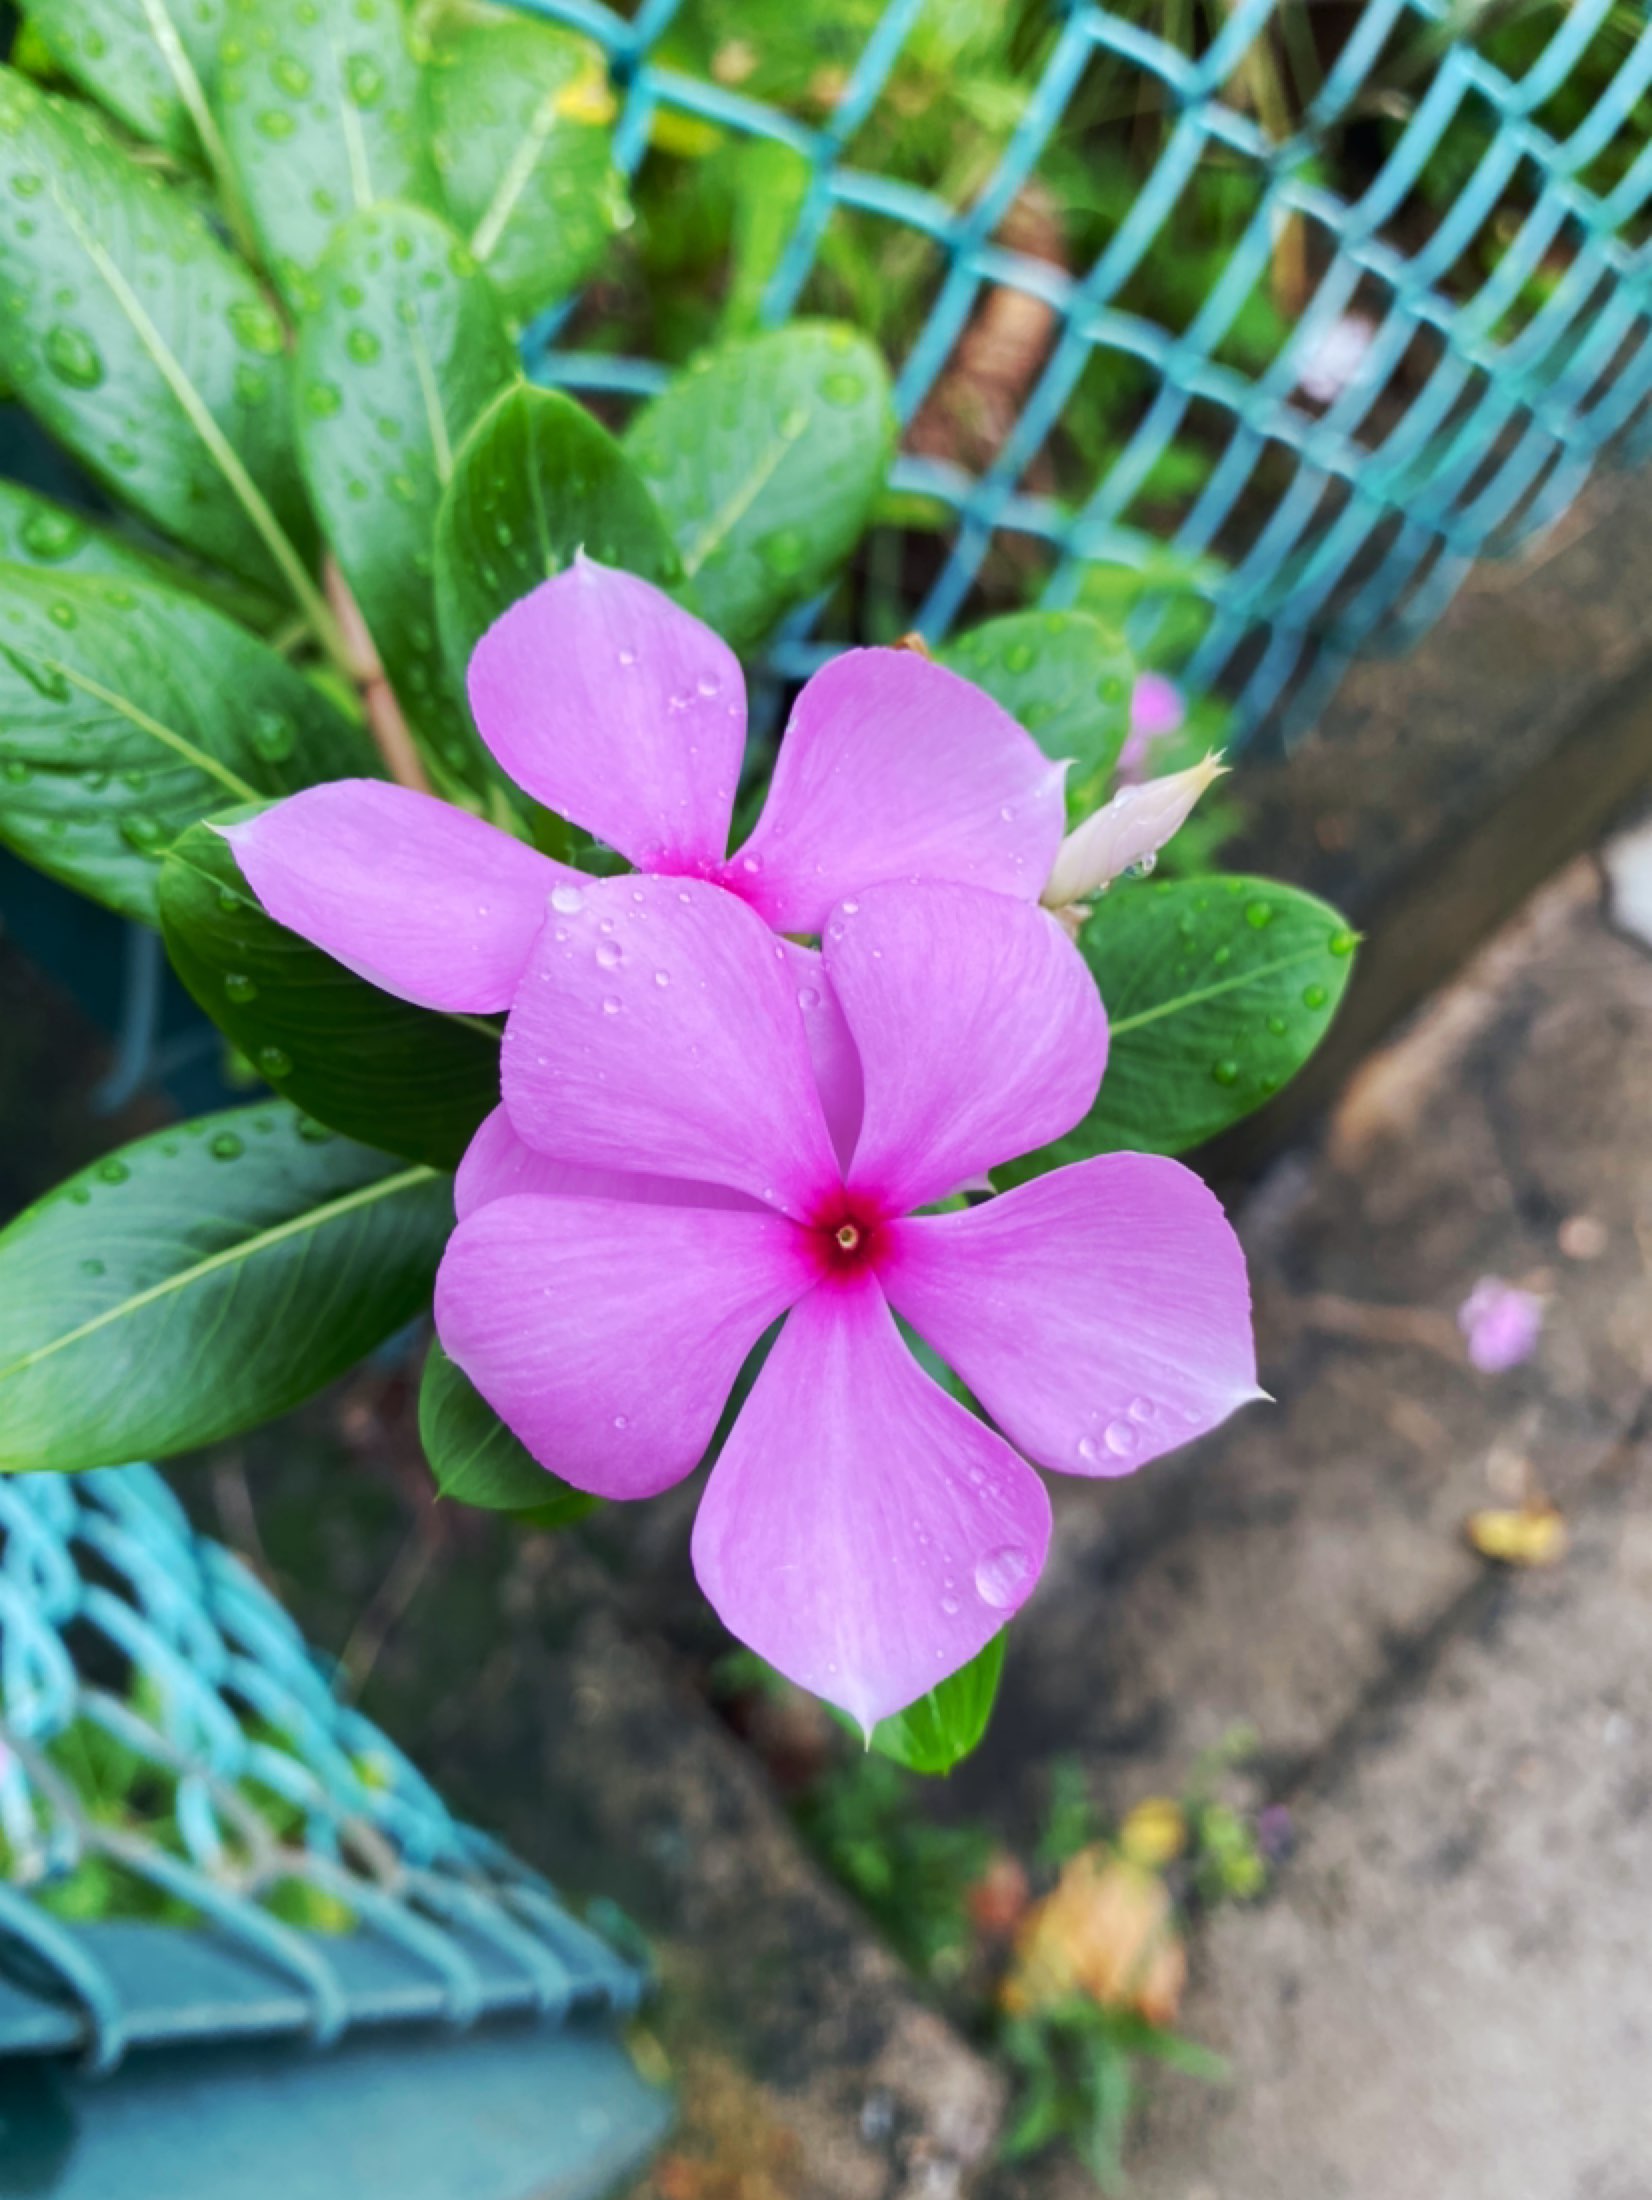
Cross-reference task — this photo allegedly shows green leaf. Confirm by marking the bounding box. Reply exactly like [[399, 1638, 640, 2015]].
[[419, 1340, 597, 1525], [0, 1105, 451, 1474], [623, 323, 894, 650], [998, 876, 1358, 1179], [939, 610, 1137, 818], [0, 477, 286, 632], [17, 0, 226, 160], [434, 382, 679, 696], [0, 479, 180, 587], [292, 202, 517, 794], [0, 566, 373, 922], [865, 1634, 1006, 1774], [216, 0, 437, 304], [419, 0, 626, 333], [0, 70, 318, 603], [158, 817, 501, 1168]]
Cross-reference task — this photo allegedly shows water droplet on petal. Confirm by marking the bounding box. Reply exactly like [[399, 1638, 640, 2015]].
[[974, 1547, 1031, 1609], [550, 883, 584, 915], [601, 995, 621, 1014], [1103, 1419, 1140, 1458], [797, 985, 820, 1010], [595, 938, 622, 969]]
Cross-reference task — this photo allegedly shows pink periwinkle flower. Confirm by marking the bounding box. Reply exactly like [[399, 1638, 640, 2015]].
[[1116, 672, 1186, 782], [434, 875, 1259, 1732], [221, 556, 1069, 1053], [1457, 1277, 1544, 1374]]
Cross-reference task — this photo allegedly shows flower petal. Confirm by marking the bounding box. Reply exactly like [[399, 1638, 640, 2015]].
[[435, 1194, 814, 1499], [880, 1153, 1259, 1477], [778, 940, 862, 1169], [825, 880, 1107, 1213], [691, 1276, 1051, 1733], [467, 557, 744, 873], [454, 1104, 764, 1219], [224, 781, 566, 1012], [502, 873, 840, 1217], [724, 649, 1067, 935]]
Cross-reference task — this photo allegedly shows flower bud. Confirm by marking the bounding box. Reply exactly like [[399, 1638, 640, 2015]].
[[1042, 752, 1226, 913]]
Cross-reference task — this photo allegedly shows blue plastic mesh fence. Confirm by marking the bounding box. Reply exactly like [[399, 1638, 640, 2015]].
[[508, 0, 1652, 744], [0, 1463, 643, 2073]]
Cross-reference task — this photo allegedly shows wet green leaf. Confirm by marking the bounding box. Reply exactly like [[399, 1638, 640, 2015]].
[[217, 0, 437, 302], [0, 69, 314, 597], [419, 0, 626, 332], [998, 875, 1358, 1178], [623, 322, 894, 650], [18, 0, 226, 160], [293, 202, 517, 795], [0, 566, 372, 921], [0, 1106, 451, 1473], [940, 610, 1137, 819]]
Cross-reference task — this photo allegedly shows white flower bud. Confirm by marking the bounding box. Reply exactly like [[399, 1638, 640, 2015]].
[[1041, 753, 1227, 913]]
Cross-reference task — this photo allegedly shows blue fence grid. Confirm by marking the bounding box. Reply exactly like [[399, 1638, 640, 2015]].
[[0, 1464, 644, 2073], [509, 0, 1652, 743]]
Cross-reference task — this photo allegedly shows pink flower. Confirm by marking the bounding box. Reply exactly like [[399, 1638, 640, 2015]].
[[222, 556, 1068, 1029], [1115, 673, 1186, 782], [435, 875, 1258, 1730], [1458, 1278, 1544, 1373]]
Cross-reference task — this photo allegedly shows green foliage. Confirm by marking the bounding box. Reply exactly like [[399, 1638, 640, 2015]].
[[623, 322, 895, 649], [17, 0, 226, 161], [158, 818, 501, 1166], [863, 1634, 1006, 1775], [418, 0, 627, 332], [419, 1339, 598, 1525], [793, 1750, 993, 1980], [0, 1104, 451, 1474], [0, 477, 187, 589], [0, 566, 371, 921], [216, 0, 437, 303], [292, 201, 517, 794], [1000, 876, 1358, 1179], [433, 382, 680, 702], [939, 609, 1137, 819], [0, 67, 315, 600], [1001, 2002, 1226, 2190]]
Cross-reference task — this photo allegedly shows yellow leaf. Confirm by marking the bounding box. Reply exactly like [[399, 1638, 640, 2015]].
[[1118, 1796, 1187, 1868], [1003, 1847, 1185, 2027], [1466, 1501, 1567, 1567]]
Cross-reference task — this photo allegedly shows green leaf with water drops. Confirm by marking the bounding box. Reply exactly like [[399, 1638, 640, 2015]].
[[623, 322, 895, 651], [17, 0, 226, 161], [158, 816, 501, 1168], [434, 382, 679, 697], [0, 1103, 452, 1474], [0, 565, 374, 924], [0, 69, 317, 600], [418, 0, 626, 334], [216, 0, 438, 304], [996, 876, 1358, 1181], [865, 1633, 1006, 1775], [293, 202, 517, 797], [419, 1339, 598, 1525], [0, 477, 288, 633], [939, 610, 1138, 820]]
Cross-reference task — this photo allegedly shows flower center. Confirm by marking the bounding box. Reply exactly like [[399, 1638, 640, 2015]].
[[835, 1222, 861, 1254], [811, 1195, 886, 1284]]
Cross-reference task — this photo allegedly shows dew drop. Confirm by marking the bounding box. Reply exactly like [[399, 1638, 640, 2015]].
[[613, 1413, 628, 1430], [257, 1045, 293, 1080], [44, 323, 103, 389], [940, 1594, 961, 1617], [19, 508, 84, 561], [601, 994, 621, 1014], [1103, 1419, 1139, 1457], [653, 969, 670, 987], [1302, 983, 1328, 1010], [549, 883, 584, 915], [822, 369, 866, 407], [1003, 639, 1034, 674], [1244, 899, 1274, 929], [209, 1132, 244, 1160], [1211, 1058, 1240, 1087], [79, 1256, 105, 1277], [223, 973, 258, 1004], [346, 325, 382, 364], [796, 985, 820, 1010], [1329, 929, 1356, 957], [97, 1158, 129, 1185], [974, 1547, 1031, 1609], [249, 709, 294, 763], [595, 938, 622, 969], [1076, 1434, 1100, 1464]]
